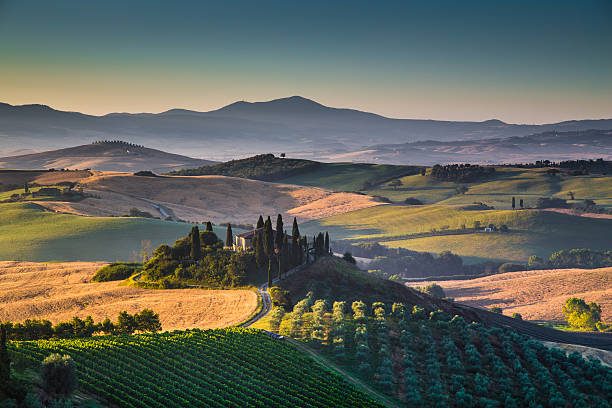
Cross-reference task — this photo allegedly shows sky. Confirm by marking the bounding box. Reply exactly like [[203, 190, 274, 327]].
[[0, 0, 611, 123]]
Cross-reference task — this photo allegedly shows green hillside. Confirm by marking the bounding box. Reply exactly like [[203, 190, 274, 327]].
[[0, 203, 233, 262], [278, 162, 420, 191], [9, 328, 384, 408], [362, 167, 612, 209], [302, 205, 612, 263]]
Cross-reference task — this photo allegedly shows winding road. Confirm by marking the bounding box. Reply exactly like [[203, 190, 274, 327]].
[[239, 282, 271, 327]]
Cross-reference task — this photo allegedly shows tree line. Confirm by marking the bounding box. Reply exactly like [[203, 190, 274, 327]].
[[430, 164, 495, 183], [0, 309, 162, 341]]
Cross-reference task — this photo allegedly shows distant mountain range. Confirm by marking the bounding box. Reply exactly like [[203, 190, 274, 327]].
[[1, 96, 611, 163], [0, 142, 216, 172]]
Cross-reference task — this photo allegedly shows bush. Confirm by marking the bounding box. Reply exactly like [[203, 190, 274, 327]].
[[404, 197, 423, 205], [563, 298, 602, 331], [415, 283, 446, 299], [498, 263, 524, 273], [41, 354, 77, 398], [133, 171, 157, 177], [92, 263, 140, 282], [489, 307, 503, 314], [342, 252, 356, 264], [527, 255, 545, 269], [512, 313, 523, 320]]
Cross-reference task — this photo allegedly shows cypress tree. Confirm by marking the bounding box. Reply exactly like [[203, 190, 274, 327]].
[[275, 214, 284, 250], [263, 217, 274, 257], [520, 199, 524, 209], [225, 224, 233, 247], [24, 181, 29, 194], [190, 226, 201, 260], [512, 197, 516, 209], [325, 232, 330, 254], [292, 217, 300, 239], [254, 233, 266, 267], [277, 253, 282, 280], [304, 236, 310, 264], [0, 324, 10, 387], [267, 258, 272, 288], [256, 215, 264, 229], [282, 235, 290, 272], [205, 221, 213, 232]]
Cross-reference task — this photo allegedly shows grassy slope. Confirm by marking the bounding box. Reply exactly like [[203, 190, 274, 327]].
[[302, 205, 612, 263], [363, 167, 612, 208], [278, 162, 418, 191], [0, 202, 231, 262]]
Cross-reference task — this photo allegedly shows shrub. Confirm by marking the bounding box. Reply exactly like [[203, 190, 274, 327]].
[[527, 255, 545, 269], [342, 252, 357, 264], [512, 313, 523, 320], [415, 283, 446, 299], [489, 307, 503, 314], [41, 354, 77, 398], [404, 197, 423, 205], [498, 263, 524, 273], [92, 263, 140, 282], [563, 298, 602, 331]]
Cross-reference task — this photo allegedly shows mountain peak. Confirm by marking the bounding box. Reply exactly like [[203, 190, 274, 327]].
[[214, 95, 328, 115]]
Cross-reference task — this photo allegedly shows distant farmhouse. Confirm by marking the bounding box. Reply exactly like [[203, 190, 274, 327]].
[[234, 227, 292, 251]]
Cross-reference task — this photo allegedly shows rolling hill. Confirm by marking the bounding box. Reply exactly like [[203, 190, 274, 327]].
[[2, 97, 611, 163], [0, 141, 216, 172], [302, 205, 612, 263], [0, 261, 257, 330], [420, 267, 612, 322]]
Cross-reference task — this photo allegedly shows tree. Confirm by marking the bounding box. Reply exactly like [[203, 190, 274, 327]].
[[275, 214, 284, 250], [116, 311, 137, 334], [281, 235, 290, 272], [41, 354, 77, 398], [256, 215, 264, 229], [456, 185, 468, 195], [568, 191, 575, 200], [263, 217, 274, 257], [225, 223, 233, 247], [563, 298, 602, 330], [324, 232, 330, 254], [489, 306, 503, 314], [512, 313, 523, 320], [0, 324, 10, 388], [421, 168, 426, 176], [519, 199, 524, 209], [24, 182, 29, 194], [527, 255, 544, 269], [190, 226, 201, 261], [135, 309, 162, 333], [205, 221, 213, 232], [342, 252, 356, 264], [253, 233, 266, 268], [512, 197, 516, 209], [416, 283, 446, 299], [389, 179, 402, 190], [304, 236, 309, 264], [267, 258, 272, 288]]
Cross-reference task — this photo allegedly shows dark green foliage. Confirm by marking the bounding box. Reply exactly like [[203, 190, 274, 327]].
[[41, 354, 77, 398], [133, 171, 157, 177], [117, 311, 138, 335], [205, 221, 213, 232], [263, 217, 274, 258], [225, 223, 233, 247], [512, 313, 523, 320], [253, 233, 266, 268], [92, 263, 140, 282], [536, 197, 568, 208], [342, 252, 356, 264], [168, 154, 322, 180], [268, 287, 291, 310], [256, 215, 264, 229], [275, 214, 284, 250], [489, 307, 503, 314], [404, 197, 423, 205], [0, 325, 10, 389], [190, 226, 201, 260], [548, 248, 612, 269], [134, 309, 162, 333], [415, 283, 446, 299], [324, 232, 330, 253], [498, 262, 525, 273], [430, 163, 495, 182]]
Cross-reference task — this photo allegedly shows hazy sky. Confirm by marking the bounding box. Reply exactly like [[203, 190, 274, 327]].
[[1, 0, 611, 123]]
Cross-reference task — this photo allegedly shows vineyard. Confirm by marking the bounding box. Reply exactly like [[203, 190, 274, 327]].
[[8, 327, 385, 408], [270, 295, 612, 407]]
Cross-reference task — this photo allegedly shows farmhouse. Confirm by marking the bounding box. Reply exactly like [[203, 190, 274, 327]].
[[234, 227, 291, 251]]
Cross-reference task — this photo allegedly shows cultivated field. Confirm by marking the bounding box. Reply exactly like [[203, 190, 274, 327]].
[[32, 172, 383, 224], [418, 267, 612, 322], [0, 261, 258, 330]]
